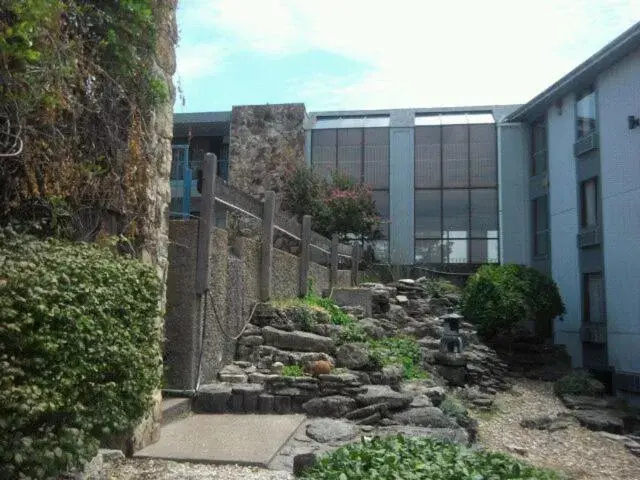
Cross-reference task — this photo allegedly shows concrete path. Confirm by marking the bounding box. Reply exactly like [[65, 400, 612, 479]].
[[134, 414, 305, 468]]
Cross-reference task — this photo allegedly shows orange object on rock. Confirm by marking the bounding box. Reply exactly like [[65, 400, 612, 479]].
[[310, 360, 332, 375]]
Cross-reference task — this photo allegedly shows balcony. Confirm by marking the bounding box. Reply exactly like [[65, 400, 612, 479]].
[[574, 132, 599, 157], [577, 226, 601, 248]]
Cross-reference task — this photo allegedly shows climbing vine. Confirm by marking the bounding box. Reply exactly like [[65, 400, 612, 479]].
[[0, 0, 173, 242]]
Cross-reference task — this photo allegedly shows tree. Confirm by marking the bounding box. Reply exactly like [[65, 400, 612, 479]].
[[283, 165, 381, 241]]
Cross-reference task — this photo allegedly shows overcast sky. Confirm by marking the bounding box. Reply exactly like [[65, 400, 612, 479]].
[[175, 0, 640, 113]]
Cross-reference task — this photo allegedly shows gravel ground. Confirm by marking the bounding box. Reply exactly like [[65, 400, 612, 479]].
[[476, 379, 640, 480], [108, 459, 293, 480]]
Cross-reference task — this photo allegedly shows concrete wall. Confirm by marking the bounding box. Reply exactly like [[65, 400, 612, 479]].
[[597, 46, 640, 374], [165, 221, 352, 389], [389, 127, 415, 264], [547, 93, 583, 367], [497, 123, 530, 265]]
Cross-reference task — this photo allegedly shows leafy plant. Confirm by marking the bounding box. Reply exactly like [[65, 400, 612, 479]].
[[281, 365, 305, 377], [368, 336, 427, 379], [0, 232, 161, 479], [287, 305, 316, 332], [283, 165, 382, 241], [339, 323, 370, 344], [554, 371, 605, 397], [462, 264, 565, 339], [301, 435, 564, 480], [305, 294, 354, 326]]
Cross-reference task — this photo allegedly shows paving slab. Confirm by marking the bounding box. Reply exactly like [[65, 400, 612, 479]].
[[134, 414, 305, 467]]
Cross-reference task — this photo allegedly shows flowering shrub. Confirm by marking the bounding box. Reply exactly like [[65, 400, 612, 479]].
[[283, 165, 381, 240]]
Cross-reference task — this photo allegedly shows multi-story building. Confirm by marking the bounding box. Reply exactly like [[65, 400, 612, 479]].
[[172, 21, 640, 395]]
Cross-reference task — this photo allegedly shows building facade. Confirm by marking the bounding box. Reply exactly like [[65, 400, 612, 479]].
[[500, 22, 640, 395], [171, 21, 640, 395]]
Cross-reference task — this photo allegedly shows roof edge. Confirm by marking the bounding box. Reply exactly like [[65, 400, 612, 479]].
[[506, 21, 640, 123]]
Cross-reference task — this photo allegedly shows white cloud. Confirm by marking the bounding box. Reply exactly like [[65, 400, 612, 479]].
[[177, 0, 640, 109], [176, 42, 228, 80]]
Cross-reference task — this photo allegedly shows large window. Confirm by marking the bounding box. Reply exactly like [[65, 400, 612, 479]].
[[531, 117, 547, 176], [533, 195, 549, 257], [581, 177, 599, 228], [576, 88, 597, 139], [310, 124, 390, 259], [414, 119, 498, 264]]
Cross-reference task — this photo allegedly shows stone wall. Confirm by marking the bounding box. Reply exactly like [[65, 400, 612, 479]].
[[129, 0, 177, 452], [229, 104, 306, 200]]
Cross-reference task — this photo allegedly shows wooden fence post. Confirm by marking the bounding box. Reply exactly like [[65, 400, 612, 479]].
[[351, 243, 361, 287], [195, 153, 217, 294], [299, 215, 311, 297], [330, 234, 338, 290], [260, 191, 276, 301]]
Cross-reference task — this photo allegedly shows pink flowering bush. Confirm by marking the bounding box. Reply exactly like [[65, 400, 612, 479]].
[[283, 165, 381, 240]]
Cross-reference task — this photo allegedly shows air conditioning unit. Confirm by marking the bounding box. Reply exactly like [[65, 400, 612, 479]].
[[577, 227, 601, 248], [580, 323, 606, 344]]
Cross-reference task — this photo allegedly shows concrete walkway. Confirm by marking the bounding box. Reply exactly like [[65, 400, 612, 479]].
[[134, 414, 305, 468]]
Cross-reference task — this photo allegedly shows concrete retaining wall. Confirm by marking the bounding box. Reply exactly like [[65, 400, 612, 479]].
[[165, 220, 351, 389]]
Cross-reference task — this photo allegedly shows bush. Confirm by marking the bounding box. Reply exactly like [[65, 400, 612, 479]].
[[461, 264, 565, 339], [0, 232, 162, 479], [301, 435, 563, 480], [554, 371, 606, 397], [283, 165, 381, 241]]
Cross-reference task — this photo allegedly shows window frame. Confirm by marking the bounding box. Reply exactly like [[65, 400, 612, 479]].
[[576, 86, 597, 140], [580, 177, 599, 229], [530, 116, 548, 176]]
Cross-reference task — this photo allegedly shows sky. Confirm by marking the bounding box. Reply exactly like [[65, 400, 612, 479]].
[[175, 0, 640, 113]]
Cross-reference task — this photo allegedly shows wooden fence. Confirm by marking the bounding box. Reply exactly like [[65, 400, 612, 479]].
[[194, 153, 361, 301]]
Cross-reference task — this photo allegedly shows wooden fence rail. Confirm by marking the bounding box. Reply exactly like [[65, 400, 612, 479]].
[[196, 153, 359, 300]]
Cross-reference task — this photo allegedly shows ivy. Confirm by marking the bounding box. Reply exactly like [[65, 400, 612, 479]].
[[0, 230, 162, 479]]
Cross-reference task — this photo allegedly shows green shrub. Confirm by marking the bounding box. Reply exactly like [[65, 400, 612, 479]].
[[419, 278, 461, 298], [301, 435, 563, 480], [439, 397, 468, 420], [0, 232, 162, 479], [305, 294, 354, 326], [554, 371, 606, 397], [281, 365, 305, 377], [286, 305, 317, 332], [339, 323, 370, 344], [368, 336, 427, 379], [461, 264, 565, 339]]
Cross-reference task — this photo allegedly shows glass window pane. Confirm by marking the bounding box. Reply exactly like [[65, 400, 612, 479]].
[[581, 178, 598, 227], [337, 128, 362, 181], [311, 129, 336, 179], [535, 232, 548, 256], [586, 274, 605, 324], [443, 125, 469, 187], [469, 124, 496, 187], [369, 240, 389, 262], [535, 196, 549, 231], [471, 239, 498, 263], [415, 115, 441, 126], [371, 190, 389, 238], [363, 116, 390, 127], [364, 128, 389, 188], [443, 189, 469, 235], [415, 190, 441, 238], [415, 126, 441, 188], [576, 89, 597, 138], [470, 189, 498, 237], [440, 114, 470, 125], [415, 239, 442, 264], [467, 113, 495, 124], [443, 238, 468, 263]]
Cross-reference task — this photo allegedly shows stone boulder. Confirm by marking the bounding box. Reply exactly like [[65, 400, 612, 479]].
[[356, 385, 412, 410], [262, 326, 335, 353], [387, 304, 411, 326], [392, 407, 457, 428], [306, 418, 358, 443], [571, 409, 625, 434], [302, 396, 356, 418], [218, 364, 248, 383], [253, 303, 294, 331], [377, 425, 469, 445], [336, 343, 370, 370], [358, 318, 386, 340]]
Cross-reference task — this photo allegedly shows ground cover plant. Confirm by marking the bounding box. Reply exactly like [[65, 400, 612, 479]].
[[301, 435, 564, 480]]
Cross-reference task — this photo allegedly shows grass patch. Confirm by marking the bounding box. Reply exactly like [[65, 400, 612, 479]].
[[281, 365, 305, 377], [301, 435, 564, 480], [368, 336, 428, 380]]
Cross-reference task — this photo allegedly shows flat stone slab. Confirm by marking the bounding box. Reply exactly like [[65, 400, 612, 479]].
[[134, 414, 305, 467]]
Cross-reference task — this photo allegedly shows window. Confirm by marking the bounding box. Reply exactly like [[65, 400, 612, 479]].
[[581, 178, 598, 228], [531, 117, 547, 176], [584, 273, 605, 324], [337, 129, 362, 181], [414, 117, 499, 264], [364, 128, 389, 189], [576, 88, 597, 139], [533, 196, 549, 256]]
